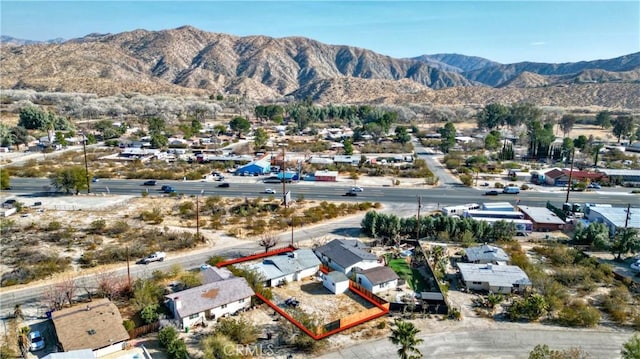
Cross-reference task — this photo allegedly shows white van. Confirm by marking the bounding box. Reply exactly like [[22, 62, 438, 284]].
[[503, 186, 520, 194]]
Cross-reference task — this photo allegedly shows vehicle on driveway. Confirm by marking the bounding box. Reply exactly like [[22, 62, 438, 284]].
[[140, 251, 166, 264], [143, 180, 157, 186], [264, 188, 276, 194], [29, 331, 45, 351], [218, 182, 230, 188], [484, 190, 499, 196], [351, 186, 364, 192]]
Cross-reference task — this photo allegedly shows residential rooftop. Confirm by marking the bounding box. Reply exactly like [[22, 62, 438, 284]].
[[517, 205, 566, 225], [457, 263, 531, 288], [464, 244, 510, 263]]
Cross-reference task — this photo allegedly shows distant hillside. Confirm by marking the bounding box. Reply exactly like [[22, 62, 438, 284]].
[[0, 35, 65, 46], [0, 26, 639, 108]]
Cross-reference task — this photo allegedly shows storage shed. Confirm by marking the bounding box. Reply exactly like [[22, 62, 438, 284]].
[[314, 170, 339, 182], [322, 271, 350, 294]]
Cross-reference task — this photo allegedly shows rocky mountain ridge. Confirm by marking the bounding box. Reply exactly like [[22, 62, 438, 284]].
[[1, 26, 638, 108]]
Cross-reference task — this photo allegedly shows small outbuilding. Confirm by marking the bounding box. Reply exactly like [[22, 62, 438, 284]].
[[355, 266, 399, 293], [322, 271, 350, 294], [314, 170, 338, 182], [517, 205, 566, 231], [236, 159, 271, 175]]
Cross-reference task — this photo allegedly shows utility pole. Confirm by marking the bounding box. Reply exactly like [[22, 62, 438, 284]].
[[564, 147, 575, 204], [126, 245, 131, 288], [196, 189, 204, 239], [281, 147, 286, 202], [624, 203, 631, 228], [416, 196, 422, 240], [82, 133, 91, 193]]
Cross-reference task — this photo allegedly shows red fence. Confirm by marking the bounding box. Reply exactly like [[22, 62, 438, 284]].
[[216, 245, 295, 267]]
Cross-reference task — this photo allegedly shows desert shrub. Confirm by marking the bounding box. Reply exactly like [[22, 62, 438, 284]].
[[46, 221, 62, 231], [215, 317, 260, 345], [508, 294, 548, 322], [494, 182, 504, 188], [459, 174, 473, 186], [556, 300, 601, 327], [89, 218, 107, 234], [520, 184, 529, 190], [178, 271, 202, 289], [107, 220, 130, 235], [122, 319, 135, 332], [140, 208, 164, 224], [202, 334, 242, 359]]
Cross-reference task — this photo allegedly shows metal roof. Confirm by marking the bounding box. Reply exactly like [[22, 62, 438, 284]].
[[457, 263, 531, 288], [517, 205, 566, 225], [597, 169, 640, 176], [587, 206, 640, 229]]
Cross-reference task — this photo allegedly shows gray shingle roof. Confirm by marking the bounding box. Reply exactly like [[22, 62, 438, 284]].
[[247, 249, 321, 281], [464, 244, 510, 263], [314, 239, 377, 269], [358, 266, 399, 285], [166, 277, 254, 319], [202, 266, 234, 284]]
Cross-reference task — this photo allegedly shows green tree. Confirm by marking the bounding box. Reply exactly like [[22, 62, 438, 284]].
[[609, 228, 640, 260], [612, 115, 634, 143], [158, 326, 179, 347], [140, 303, 160, 324], [343, 138, 354, 155], [94, 119, 121, 139], [215, 317, 259, 344], [389, 318, 424, 359], [476, 103, 510, 129], [508, 103, 542, 128], [18, 106, 49, 130], [595, 111, 613, 129], [621, 334, 640, 359], [131, 278, 165, 310], [572, 222, 609, 246], [508, 294, 548, 321], [394, 126, 411, 145], [10, 126, 29, 150], [439, 122, 457, 153], [484, 130, 502, 150], [49, 166, 88, 194], [490, 220, 517, 241], [559, 114, 576, 137], [229, 116, 251, 136], [55, 131, 68, 147], [253, 128, 268, 149], [573, 135, 587, 150]]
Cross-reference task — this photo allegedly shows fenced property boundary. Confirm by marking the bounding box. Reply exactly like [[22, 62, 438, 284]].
[[218, 248, 389, 340]]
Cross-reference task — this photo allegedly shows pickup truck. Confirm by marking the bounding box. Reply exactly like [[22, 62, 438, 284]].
[[140, 252, 166, 264]]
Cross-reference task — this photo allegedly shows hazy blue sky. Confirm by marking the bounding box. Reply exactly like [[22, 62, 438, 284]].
[[1, 1, 638, 64]]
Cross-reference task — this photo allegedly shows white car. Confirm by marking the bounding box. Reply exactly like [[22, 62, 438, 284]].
[[351, 186, 364, 192], [29, 331, 45, 351], [631, 259, 640, 272], [264, 188, 277, 195]]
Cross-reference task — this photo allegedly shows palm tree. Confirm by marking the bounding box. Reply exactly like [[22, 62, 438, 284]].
[[389, 318, 424, 359]]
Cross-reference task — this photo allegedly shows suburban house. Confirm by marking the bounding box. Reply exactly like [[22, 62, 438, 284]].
[[247, 249, 321, 287], [544, 168, 606, 186], [322, 271, 350, 294], [51, 298, 130, 357], [165, 276, 254, 329], [517, 205, 566, 231], [544, 168, 568, 186], [43, 350, 95, 359], [355, 266, 399, 293], [314, 239, 381, 274], [202, 266, 234, 283], [457, 263, 532, 294], [463, 244, 510, 264]]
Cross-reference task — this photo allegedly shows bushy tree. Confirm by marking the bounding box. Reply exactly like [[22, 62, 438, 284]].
[[253, 128, 268, 149], [612, 115, 634, 143], [0, 168, 9, 190], [18, 106, 49, 130], [439, 122, 456, 153], [476, 103, 509, 129], [508, 294, 548, 322], [595, 110, 612, 129], [559, 114, 576, 137], [215, 317, 259, 344], [557, 300, 600, 327], [229, 116, 250, 136], [621, 334, 640, 359], [49, 166, 88, 194], [394, 126, 411, 145], [140, 303, 159, 324], [131, 278, 164, 310], [343, 138, 354, 155]]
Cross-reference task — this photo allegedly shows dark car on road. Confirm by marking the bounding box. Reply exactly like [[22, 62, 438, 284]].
[[484, 190, 499, 196], [162, 186, 176, 193], [218, 182, 230, 188], [143, 180, 157, 186], [343, 191, 357, 197]]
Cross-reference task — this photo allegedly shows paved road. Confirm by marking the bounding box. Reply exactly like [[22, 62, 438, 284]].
[[5, 178, 638, 208], [316, 327, 633, 359]]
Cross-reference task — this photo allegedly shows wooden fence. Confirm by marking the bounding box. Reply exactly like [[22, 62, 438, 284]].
[[128, 321, 160, 339]]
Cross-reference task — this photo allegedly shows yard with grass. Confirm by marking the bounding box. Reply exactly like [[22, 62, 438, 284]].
[[387, 257, 430, 292]]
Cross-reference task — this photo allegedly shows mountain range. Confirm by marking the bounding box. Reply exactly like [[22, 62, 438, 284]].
[[1, 26, 639, 108]]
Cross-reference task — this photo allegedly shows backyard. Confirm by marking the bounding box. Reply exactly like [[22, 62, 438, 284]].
[[387, 257, 430, 292]]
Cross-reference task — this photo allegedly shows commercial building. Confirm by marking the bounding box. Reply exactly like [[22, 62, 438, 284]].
[[584, 206, 640, 235], [517, 205, 566, 231]]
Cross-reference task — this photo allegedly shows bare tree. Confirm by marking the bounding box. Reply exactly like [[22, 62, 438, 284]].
[[59, 276, 77, 307], [43, 285, 66, 310], [259, 232, 279, 253], [95, 271, 126, 300]]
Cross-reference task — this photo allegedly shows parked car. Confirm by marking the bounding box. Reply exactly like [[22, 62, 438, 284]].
[[143, 180, 157, 186], [264, 188, 276, 194], [344, 191, 357, 197], [484, 190, 499, 196], [631, 259, 640, 272], [91, 177, 99, 183], [587, 183, 601, 189], [140, 251, 166, 264], [218, 182, 230, 188], [351, 186, 364, 192], [29, 331, 45, 351], [502, 186, 520, 194]]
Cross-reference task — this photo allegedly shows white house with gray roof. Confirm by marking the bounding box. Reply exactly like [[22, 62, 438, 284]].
[[585, 206, 640, 235], [248, 249, 321, 287], [165, 276, 254, 329], [457, 263, 531, 294], [314, 239, 381, 274], [464, 244, 510, 264], [356, 266, 399, 293], [322, 271, 350, 294]]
